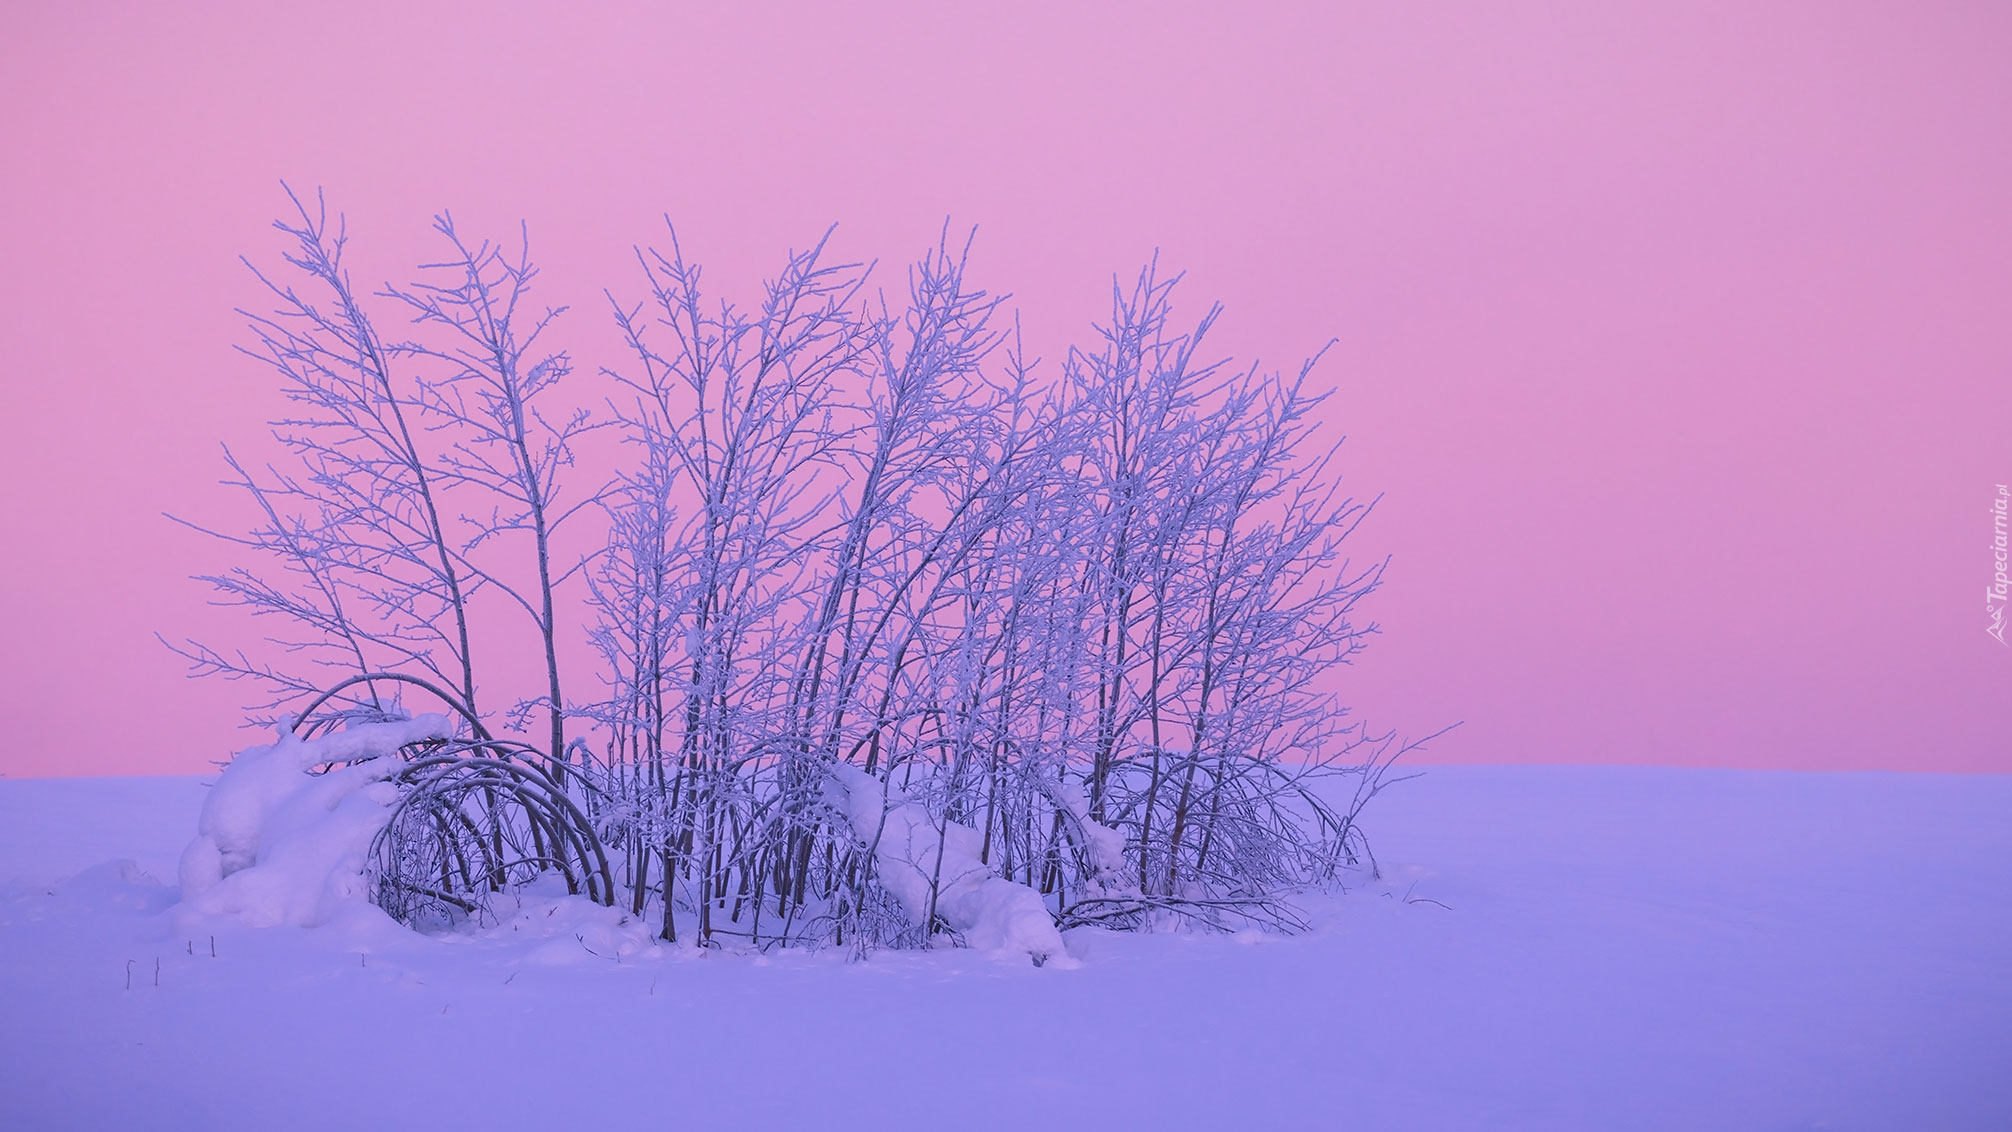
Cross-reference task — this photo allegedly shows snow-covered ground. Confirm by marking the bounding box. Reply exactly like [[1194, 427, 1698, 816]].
[[2, 766, 2006, 1130]]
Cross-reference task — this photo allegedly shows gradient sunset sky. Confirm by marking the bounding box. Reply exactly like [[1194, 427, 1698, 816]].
[[1, 1, 2006, 777]]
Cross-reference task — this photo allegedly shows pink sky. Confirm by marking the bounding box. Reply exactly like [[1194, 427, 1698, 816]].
[[1, 2, 2006, 777]]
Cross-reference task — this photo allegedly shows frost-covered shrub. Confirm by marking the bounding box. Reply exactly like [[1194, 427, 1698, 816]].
[[173, 194, 1435, 961]]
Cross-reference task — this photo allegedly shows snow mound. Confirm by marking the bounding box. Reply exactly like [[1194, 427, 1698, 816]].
[[176, 716, 453, 929], [1049, 779, 1134, 898], [487, 878, 664, 965], [828, 762, 1074, 967], [43, 859, 178, 919]]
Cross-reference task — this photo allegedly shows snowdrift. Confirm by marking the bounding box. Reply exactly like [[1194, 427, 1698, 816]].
[[828, 762, 1095, 967], [176, 716, 454, 928]]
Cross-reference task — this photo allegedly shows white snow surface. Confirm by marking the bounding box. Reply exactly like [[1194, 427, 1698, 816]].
[[828, 761, 1071, 965], [3, 765, 2009, 1130], [176, 715, 453, 929]]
